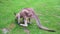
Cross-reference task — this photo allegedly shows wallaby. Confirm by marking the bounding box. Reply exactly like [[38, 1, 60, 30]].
[[14, 8, 55, 32]]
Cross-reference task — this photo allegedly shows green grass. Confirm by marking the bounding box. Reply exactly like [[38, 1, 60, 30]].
[[0, 0, 60, 34]]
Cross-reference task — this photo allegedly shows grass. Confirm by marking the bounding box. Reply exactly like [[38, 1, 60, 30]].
[[0, 0, 60, 34]]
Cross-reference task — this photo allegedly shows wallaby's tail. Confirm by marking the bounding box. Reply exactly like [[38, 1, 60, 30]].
[[34, 14, 55, 32]]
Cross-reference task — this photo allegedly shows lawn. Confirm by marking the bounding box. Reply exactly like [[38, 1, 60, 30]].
[[0, 0, 60, 34]]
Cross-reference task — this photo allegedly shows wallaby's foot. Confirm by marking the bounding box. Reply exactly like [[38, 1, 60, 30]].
[[20, 24, 28, 27]]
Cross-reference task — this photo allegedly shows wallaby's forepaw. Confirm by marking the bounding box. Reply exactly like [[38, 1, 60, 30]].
[[18, 22, 20, 25], [28, 22, 31, 24]]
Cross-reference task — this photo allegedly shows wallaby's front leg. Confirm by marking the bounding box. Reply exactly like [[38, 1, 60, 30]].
[[20, 18, 28, 27], [27, 18, 31, 24], [17, 14, 20, 24]]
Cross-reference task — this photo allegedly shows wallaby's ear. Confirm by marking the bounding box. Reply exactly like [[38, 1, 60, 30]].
[[14, 12, 16, 15]]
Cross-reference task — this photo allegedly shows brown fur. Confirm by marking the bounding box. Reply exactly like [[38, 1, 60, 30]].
[[15, 8, 55, 32]]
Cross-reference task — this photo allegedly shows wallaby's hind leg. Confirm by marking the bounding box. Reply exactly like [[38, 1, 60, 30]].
[[20, 18, 28, 27]]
